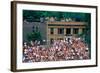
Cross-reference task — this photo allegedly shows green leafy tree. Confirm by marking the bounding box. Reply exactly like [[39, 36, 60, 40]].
[[27, 26, 42, 42]]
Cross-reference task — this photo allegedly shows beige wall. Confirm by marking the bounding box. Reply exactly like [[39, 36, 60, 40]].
[[47, 25, 85, 44]]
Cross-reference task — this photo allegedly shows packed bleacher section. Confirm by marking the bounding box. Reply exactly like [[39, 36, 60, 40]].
[[23, 37, 90, 63]]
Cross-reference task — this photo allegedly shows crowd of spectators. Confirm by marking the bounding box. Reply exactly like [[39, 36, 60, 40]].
[[23, 37, 90, 63]]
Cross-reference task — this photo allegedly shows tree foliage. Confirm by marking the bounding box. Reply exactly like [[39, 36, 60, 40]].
[[26, 26, 42, 42], [23, 10, 90, 22]]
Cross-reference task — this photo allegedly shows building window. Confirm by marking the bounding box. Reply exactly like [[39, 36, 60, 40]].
[[73, 28, 79, 34], [50, 28, 54, 34], [50, 38, 54, 44], [66, 28, 71, 35], [82, 28, 85, 33], [58, 28, 64, 34]]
